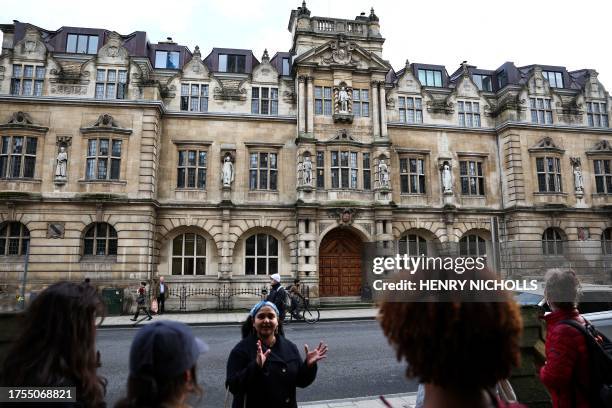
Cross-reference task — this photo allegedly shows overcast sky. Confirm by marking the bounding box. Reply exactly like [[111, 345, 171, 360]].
[[4, 0, 612, 86]]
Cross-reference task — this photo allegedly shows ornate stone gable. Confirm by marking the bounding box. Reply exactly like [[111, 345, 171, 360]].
[[294, 38, 390, 72], [97, 32, 130, 65], [181, 46, 211, 80], [13, 26, 47, 61]]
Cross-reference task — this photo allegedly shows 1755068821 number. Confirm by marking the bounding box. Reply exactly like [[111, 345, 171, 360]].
[[0, 387, 76, 402]]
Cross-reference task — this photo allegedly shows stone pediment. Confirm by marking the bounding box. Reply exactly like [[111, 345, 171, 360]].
[[182, 46, 211, 80], [0, 111, 48, 132], [13, 26, 47, 61], [294, 37, 391, 72], [528, 137, 564, 153], [80, 114, 132, 135], [586, 140, 612, 156], [213, 77, 248, 101], [97, 32, 129, 65]]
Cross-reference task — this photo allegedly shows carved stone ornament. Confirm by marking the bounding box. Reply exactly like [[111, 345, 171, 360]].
[[214, 79, 247, 101], [80, 114, 132, 135], [8, 111, 34, 125], [588, 140, 612, 153], [529, 137, 564, 153], [47, 223, 65, 239], [322, 36, 355, 66], [99, 32, 128, 60], [330, 208, 357, 226]]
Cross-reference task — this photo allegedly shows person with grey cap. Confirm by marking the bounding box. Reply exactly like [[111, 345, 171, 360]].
[[266, 273, 288, 321], [115, 321, 208, 408], [226, 301, 328, 408]]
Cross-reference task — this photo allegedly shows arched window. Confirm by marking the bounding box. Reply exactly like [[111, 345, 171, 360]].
[[245, 234, 278, 275], [542, 228, 564, 256], [84, 222, 117, 256], [460, 234, 486, 257], [602, 228, 612, 255], [398, 234, 428, 257], [172, 233, 206, 275], [0, 222, 29, 256]]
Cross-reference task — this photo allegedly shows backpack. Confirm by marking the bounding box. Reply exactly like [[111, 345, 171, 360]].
[[561, 319, 612, 408], [278, 286, 291, 310], [137, 287, 146, 305]]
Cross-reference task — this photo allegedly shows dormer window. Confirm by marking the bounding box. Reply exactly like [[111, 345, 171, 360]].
[[282, 58, 290, 76], [219, 54, 246, 73], [418, 69, 442, 87], [66, 34, 98, 54], [472, 74, 492, 92], [543, 71, 564, 88], [155, 51, 180, 69]]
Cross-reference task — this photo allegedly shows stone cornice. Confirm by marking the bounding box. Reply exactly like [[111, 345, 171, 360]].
[[0, 95, 165, 114]]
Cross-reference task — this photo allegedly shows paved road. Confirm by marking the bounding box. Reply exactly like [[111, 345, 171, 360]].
[[97, 319, 417, 407]]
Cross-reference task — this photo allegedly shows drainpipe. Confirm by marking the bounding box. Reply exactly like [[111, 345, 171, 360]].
[[19, 242, 30, 310]]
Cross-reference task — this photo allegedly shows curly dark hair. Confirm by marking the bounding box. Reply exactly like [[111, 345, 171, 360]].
[[1, 281, 107, 407], [379, 267, 523, 393]]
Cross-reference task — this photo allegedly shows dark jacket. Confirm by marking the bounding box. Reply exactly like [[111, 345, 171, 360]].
[[266, 283, 287, 316], [539, 309, 590, 408], [226, 333, 317, 408]]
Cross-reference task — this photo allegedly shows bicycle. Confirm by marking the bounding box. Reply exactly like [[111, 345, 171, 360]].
[[286, 296, 320, 324]]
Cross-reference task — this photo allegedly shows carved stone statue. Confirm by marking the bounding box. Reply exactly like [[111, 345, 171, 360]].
[[222, 155, 234, 187], [55, 146, 68, 178], [303, 156, 313, 186], [573, 164, 584, 192], [338, 86, 350, 113], [379, 159, 389, 187], [441, 162, 452, 194]]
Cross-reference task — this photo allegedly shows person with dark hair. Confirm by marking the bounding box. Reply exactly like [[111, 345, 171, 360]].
[[226, 301, 328, 408], [378, 267, 525, 408], [0, 281, 107, 407], [115, 321, 207, 408], [131, 281, 152, 321], [539, 268, 590, 408]]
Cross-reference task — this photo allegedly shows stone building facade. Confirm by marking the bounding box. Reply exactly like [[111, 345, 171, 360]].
[[1, 3, 611, 310]]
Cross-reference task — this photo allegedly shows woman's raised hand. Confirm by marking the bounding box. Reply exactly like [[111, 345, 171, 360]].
[[304, 342, 328, 367], [256, 339, 272, 368]]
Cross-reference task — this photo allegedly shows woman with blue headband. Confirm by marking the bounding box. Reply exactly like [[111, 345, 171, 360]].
[[226, 300, 328, 408]]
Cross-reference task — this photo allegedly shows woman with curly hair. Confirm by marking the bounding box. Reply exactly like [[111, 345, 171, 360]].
[[1, 281, 107, 407], [379, 267, 524, 408]]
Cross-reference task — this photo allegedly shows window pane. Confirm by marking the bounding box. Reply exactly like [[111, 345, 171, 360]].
[[245, 258, 255, 275], [184, 233, 195, 256], [173, 235, 183, 255], [257, 234, 268, 255], [184, 258, 194, 275], [67, 34, 77, 52], [77, 35, 88, 53], [246, 236, 256, 256], [112, 140, 122, 157], [196, 258, 206, 275], [88, 36, 98, 54], [257, 258, 267, 275], [110, 159, 120, 179], [196, 235, 206, 256], [155, 51, 167, 68], [99, 139, 109, 156], [268, 236, 278, 256], [96, 239, 106, 255], [97, 159, 107, 179], [23, 157, 35, 178], [168, 52, 179, 69]]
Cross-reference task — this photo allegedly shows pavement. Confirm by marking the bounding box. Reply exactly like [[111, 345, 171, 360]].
[[100, 307, 419, 407], [100, 307, 379, 327], [299, 392, 418, 407]]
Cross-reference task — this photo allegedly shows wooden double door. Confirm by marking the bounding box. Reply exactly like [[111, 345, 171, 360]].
[[319, 228, 363, 297]]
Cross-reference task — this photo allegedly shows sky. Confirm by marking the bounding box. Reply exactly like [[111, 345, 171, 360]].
[[3, 0, 612, 86]]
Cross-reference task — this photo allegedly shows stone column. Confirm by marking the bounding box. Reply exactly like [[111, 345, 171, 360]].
[[379, 83, 388, 138], [371, 81, 380, 138], [220, 208, 231, 279], [298, 76, 306, 135], [306, 76, 314, 135]]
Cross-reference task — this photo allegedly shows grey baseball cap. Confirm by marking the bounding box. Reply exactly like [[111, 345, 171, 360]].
[[129, 321, 209, 379]]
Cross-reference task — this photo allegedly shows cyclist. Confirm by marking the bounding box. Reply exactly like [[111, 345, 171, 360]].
[[286, 278, 305, 320]]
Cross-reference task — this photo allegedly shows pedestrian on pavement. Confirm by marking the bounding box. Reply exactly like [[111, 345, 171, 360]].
[[379, 266, 525, 408], [131, 281, 152, 321], [266, 273, 288, 321], [0, 281, 107, 407], [539, 268, 591, 408], [115, 321, 208, 408], [226, 300, 328, 408], [155, 276, 170, 315]]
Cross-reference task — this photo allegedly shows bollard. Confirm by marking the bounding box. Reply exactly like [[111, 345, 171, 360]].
[[509, 305, 551, 407]]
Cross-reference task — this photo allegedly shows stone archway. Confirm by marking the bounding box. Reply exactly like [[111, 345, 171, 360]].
[[319, 228, 363, 297]]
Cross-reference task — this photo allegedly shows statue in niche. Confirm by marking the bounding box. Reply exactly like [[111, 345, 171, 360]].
[[441, 162, 452, 193], [222, 155, 234, 187], [338, 86, 350, 113], [572, 159, 584, 193], [303, 156, 313, 186], [55, 145, 68, 179], [378, 159, 389, 187]]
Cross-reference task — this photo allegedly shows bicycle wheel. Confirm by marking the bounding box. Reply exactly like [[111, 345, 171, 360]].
[[302, 307, 320, 324]]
